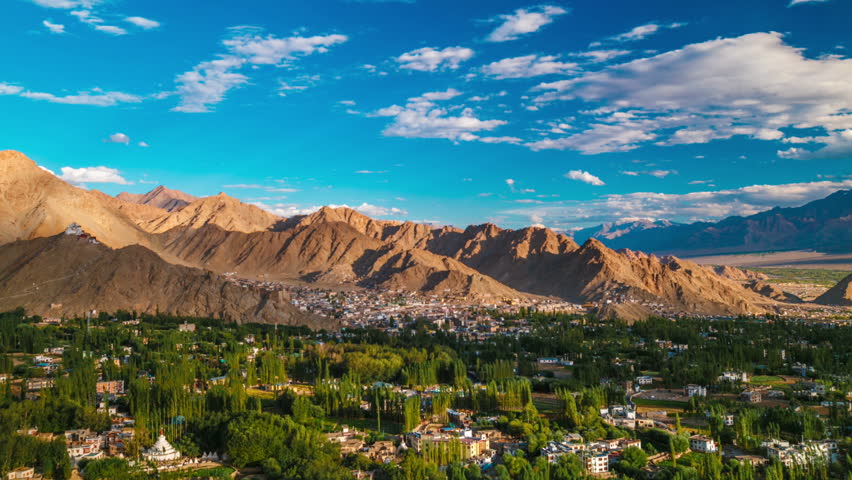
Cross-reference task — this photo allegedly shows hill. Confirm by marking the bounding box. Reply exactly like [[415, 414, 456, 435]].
[[138, 193, 285, 234], [0, 150, 154, 248], [573, 219, 676, 243], [0, 232, 328, 327], [814, 273, 852, 306], [117, 185, 198, 211], [599, 190, 852, 255]]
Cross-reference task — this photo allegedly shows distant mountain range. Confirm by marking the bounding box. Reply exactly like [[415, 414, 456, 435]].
[[573, 219, 677, 244], [574, 190, 852, 255], [1, 150, 847, 324]]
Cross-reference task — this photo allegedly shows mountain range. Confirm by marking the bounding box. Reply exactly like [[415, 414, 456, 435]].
[[576, 190, 852, 255], [1, 150, 847, 325]]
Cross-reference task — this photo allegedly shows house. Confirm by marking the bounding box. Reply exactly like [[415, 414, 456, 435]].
[[6, 467, 35, 479], [741, 390, 762, 403], [96, 380, 125, 395], [690, 435, 718, 454], [25, 378, 55, 391], [178, 322, 196, 333], [763, 439, 836, 468], [719, 371, 748, 383], [685, 385, 707, 397], [584, 452, 609, 474]]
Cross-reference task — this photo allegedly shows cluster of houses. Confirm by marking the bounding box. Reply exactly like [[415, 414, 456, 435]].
[[762, 439, 838, 467], [541, 435, 642, 474]]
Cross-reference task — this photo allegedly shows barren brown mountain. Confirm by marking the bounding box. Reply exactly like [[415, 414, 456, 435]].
[[743, 280, 803, 304], [0, 150, 153, 248], [814, 273, 852, 306], [151, 219, 524, 299], [0, 233, 328, 327], [282, 210, 772, 317], [0, 150, 790, 321], [117, 185, 198, 211], [139, 192, 284, 234]]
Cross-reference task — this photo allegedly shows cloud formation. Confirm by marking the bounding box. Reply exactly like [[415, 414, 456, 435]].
[[395, 46, 474, 72], [481, 55, 578, 79], [373, 89, 507, 143], [503, 179, 852, 227], [589, 22, 685, 48], [104, 132, 130, 144], [565, 169, 605, 186], [531, 32, 852, 155], [124, 16, 160, 29], [59, 166, 132, 187], [42, 20, 65, 33], [174, 28, 347, 112], [486, 5, 567, 42], [252, 202, 407, 218]]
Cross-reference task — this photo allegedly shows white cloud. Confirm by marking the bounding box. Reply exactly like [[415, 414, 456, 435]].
[[278, 82, 310, 96], [572, 49, 631, 63], [565, 170, 605, 186], [789, 0, 830, 5], [601, 22, 686, 44], [138, 141, 149, 147], [1, 82, 140, 107], [173, 28, 347, 113], [172, 57, 247, 113], [355, 170, 389, 174], [481, 55, 578, 79], [395, 46, 474, 72], [621, 169, 676, 178], [223, 31, 347, 65], [29, 1, 149, 37], [479, 136, 522, 144], [339, 100, 356, 106], [531, 32, 852, 155], [124, 16, 160, 29], [29, 0, 100, 8], [486, 5, 567, 42], [373, 89, 506, 143], [42, 20, 65, 33], [95, 25, 127, 35], [19, 89, 142, 106], [59, 166, 131, 187], [0, 83, 24, 95], [252, 202, 407, 218], [224, 184, 300, 193], [104, 132, 130, 144], [418, 88, 462, 101], [503, 179, 852, 227], [340, 203, 408, 217]]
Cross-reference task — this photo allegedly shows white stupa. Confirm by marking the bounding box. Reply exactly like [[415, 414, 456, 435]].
[[143, 431, 181, 463]]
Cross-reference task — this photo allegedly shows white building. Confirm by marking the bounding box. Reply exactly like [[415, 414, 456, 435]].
[[685, 385, 707, 397], [143, 433, 181, 463], [584, 452, 609, 474], [690, 435, 718, 454]]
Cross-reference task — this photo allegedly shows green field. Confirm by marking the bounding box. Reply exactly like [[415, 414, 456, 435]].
[[532, 395, 562, 415], [633, 398, 688, 409], [325, 416, 403, 434], [751, 267, 850, 286], [750, 375, 785, 386]]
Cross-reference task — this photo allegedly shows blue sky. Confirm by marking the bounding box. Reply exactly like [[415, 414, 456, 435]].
[[2, 0, 852, 230]]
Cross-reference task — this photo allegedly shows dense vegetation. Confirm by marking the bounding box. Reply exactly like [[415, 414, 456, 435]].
[[0, 307, 850, 479]]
